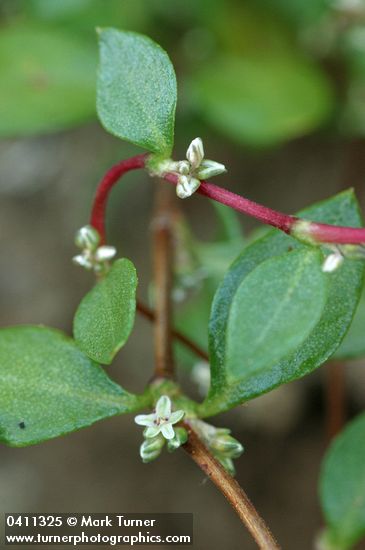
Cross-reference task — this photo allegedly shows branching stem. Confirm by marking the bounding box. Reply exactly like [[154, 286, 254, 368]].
[[136, 300, 208, 361], [90, 155, 282, 548]]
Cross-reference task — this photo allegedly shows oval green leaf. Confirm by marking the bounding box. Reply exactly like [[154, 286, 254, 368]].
[[73, 258, 137, 365], [200, 190, 364, 416], [0, 326, 145, 447], [0, 24, 96, 137], [225, 249, 326, 383], [97, 28, 177, 155], [319, 412, 365, 550]]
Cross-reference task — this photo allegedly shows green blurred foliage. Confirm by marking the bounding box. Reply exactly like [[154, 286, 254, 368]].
[[1, 0, 365, 143], [0, 24, 96, 136], [173, 202, 245, 372]]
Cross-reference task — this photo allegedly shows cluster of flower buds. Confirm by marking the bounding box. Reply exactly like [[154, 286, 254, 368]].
[[135, 396, 187, 463], [322, 243, 365, 273], [191, 419, 244, 476], [170, 137, 226, 199], [73, 225, 116, 274]]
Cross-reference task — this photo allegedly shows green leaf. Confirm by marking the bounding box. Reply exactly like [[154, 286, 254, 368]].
[[0, 326, 146, 447], [335, 281, 365, 360], [0, 24, 96, 137], [319, 412, 365, 550], [74, 259, 137, 365], [200, 190, 364, 416], [97, 28, 177, 155], [190, 54, 333, 147], [222, 249, 326, 380]]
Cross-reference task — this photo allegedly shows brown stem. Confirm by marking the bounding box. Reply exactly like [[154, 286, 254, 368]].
[[136, 300, 209, 361], [182, 422, 281, 550], [324, 362, 346, 441], [151, 185, 175, 379]]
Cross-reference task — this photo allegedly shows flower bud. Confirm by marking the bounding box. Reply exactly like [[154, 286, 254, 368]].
[[322, 252, 344, 273], [140, 435, 165, 463], [186, 137, 204, 170], [176, 175, 201, 199], [197, 160, 226, 180], [211, 434, 244, 459], [167, 427, 188, 452], [75, 225, 100, 250]]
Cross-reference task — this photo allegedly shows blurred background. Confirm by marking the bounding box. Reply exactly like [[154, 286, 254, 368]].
[[1, 0, 365, 548]]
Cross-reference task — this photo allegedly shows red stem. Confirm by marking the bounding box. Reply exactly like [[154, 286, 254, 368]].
[[162, 173, 294, 233], [90, 155, 365, 248], [305, 222, 365, 245], [163, 172, 365, 245], [90, 154, 147, 242]]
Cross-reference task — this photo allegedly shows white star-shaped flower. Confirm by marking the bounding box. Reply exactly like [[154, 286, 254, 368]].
[[176, 137, 226, 199], [72, 225, 116, 273], [134, 395, 185, 440]]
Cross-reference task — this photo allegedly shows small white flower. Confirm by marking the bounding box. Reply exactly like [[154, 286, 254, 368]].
[[174, 137, 226, 199], [135, 395, 185, 440], [147, 137, 226, 199], [322, 248, 344, 273], [73, 225, 116, 274]]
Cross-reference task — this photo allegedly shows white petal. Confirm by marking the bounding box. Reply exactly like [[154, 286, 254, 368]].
[[161, 423, 175, 440], [145, 425, 161, 438], [176, 176, 201, 199], [186, 137, 204, 170], [169, 410, 185, 425], [72, 255, 93, 269], [95, 246, 116, 261], [134, 413, 156, 427], [197, 159, 226, 180], [155, 395, 171, 419], [322, 253, 344, 273]]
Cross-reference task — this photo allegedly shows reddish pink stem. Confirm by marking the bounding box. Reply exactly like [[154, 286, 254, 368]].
[[90, 154, 147, 243], [163, 172, 365, 245], [304, 222, 365, 245], [163, 172, 295, 233], [90, 155, 365, 247]]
